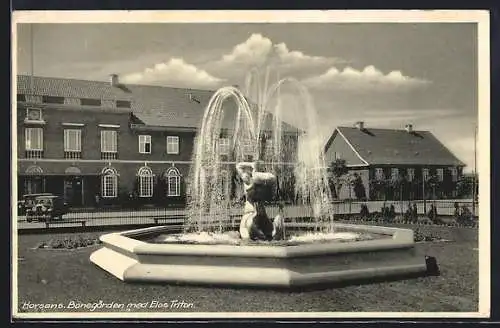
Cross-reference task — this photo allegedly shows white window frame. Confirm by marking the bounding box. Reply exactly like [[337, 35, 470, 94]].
[[218, 137, 230, 155], [375, 168, 384, 180], [449, 167, 458, 182], [138, 166, 154, 197], [219, 170, 230, 197], [422, 168, 430, 181], [100, 130, 118, 153], [242, 139, 253, 156], [436, 168, 444, 182], [391, 168, 399, 180], [166, 136, 179, 155], [25, 107, 43, 122], [166, 167, 181, 197], [101, 167, 118, 198], [64, 129, 82, 152], [138, 135, 152, 154], [265, 138, 274, 156], [25, 127, 43, 151], [407, 168, 415, 182]]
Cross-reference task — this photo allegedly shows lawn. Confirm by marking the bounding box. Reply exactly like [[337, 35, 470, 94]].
[[15, 226, 479, 314]]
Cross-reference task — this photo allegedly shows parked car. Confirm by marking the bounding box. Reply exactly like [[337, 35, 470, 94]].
[[17, 200, 25, 216], [25, 195, 69, 222], [18, 193, 53, 216]]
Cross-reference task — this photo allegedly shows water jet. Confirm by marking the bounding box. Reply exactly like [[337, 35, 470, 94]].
[[91, 67, 437, 288]]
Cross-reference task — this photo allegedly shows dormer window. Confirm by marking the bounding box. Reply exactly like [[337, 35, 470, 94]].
[[116, 100, 131, 108], [80, 98, 102, 106], [42, 95, 65, 104]]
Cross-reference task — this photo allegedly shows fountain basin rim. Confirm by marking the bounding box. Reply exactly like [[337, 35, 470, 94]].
[[98, 223, 415, 259], [90, 222, 432, 288]]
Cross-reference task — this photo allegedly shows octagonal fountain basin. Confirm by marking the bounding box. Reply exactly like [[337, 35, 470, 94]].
[[90, 223, 439, 289]]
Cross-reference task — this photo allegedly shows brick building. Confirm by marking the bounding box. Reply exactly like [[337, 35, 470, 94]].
[[323, 121, 466, 201], [16, 74, 300, 208]]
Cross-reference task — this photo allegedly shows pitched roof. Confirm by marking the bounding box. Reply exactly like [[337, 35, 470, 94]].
[[16, 75, 300, 133], [326, 126, 465, 166]]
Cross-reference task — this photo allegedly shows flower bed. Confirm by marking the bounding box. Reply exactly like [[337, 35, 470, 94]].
[[35, 236, 102, 249], [413, 228, 450, 243]]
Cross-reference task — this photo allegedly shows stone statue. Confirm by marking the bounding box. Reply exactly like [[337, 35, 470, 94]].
[[236, 162, 285, 241]]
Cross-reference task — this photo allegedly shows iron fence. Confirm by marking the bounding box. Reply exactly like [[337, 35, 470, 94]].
[[16, 199, 478, 231]]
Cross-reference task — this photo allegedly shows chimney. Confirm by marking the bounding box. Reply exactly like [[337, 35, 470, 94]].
[[110, 74, 119, 87], [354, 121, 365, 130], [405, 124, 413, 133]]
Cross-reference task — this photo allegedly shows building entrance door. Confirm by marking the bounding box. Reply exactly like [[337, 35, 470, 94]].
[[24, 176, 45, 195], [64, 176, 83, 207]]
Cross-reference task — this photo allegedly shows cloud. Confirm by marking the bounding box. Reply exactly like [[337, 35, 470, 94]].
[[302, 65, 430, 92], [121, 57, 225, 89], [220, 33, 273, 66], [273, 42, 338, 68], [207, 33, 341, 77]]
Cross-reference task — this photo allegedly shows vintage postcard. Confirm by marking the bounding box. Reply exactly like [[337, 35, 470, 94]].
[[11, 10, 490, 320]]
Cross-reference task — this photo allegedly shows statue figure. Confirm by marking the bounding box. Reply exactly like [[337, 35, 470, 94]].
[[236, 162, 285, 241]]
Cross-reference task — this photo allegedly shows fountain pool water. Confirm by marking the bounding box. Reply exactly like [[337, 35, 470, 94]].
[[148, 230, 375, 246], [90, 67, 438, 289]]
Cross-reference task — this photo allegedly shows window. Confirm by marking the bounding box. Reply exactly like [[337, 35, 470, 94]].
[[166, 167, 181, 197], [422, 168, 430, 181], [116, 100, 131, 108], [25, 127, 43, 150], [407, 168, 415, 182], [449, 167, 458, 182], [25, 108, 43, 122], [138, 166, 154, 197], [101, 167, 118, 198], [80, 98, 102, 106], [139, 135, 152, 154], [166, 136, 179, 154], [375, 168, 384, 180], [64, 129, 82, 159], [42, 95, 65, 104], [220, 170, 230, 198], [100, 130, 118, 159], [242, 139, 253, 157], [265, 138, 274, 157], [25, 127, 43, 158], [391, 168, 399, 180], [218, 137, 230, 155], [17, 94, 26, 102], [436, 168, 444, 182]]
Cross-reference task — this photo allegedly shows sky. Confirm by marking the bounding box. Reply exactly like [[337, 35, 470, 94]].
[[16, 23, 478, 171]]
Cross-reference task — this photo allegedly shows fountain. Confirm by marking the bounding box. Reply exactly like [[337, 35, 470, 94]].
[[90, 68, 438, 288]]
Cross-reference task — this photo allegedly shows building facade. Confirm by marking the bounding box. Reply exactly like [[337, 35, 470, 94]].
[[16, 75, 300, 208], [323, 122, 466, 201]]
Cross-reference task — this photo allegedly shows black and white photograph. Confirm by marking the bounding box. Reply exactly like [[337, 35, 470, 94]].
[[11, 10, 490, 319]]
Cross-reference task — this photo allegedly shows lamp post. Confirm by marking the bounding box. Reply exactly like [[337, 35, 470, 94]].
[[422, 176, 426, 214], [472, 125, 477, 216]]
